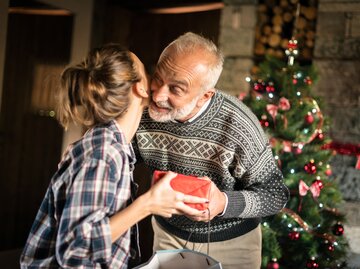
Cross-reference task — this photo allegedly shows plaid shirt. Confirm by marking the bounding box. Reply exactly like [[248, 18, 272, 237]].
[[20, 120, 137, 268]]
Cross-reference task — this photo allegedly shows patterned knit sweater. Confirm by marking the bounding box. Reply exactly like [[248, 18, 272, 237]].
[[134, 91, 289, 243]]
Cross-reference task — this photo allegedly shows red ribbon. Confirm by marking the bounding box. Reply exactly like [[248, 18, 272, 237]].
[[266, 97, 291, 123], [322, 142, 360, 170], [266, 104, 278, 122]]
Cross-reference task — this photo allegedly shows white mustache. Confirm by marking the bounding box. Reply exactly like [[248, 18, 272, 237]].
[[154, 101, 173, 109]]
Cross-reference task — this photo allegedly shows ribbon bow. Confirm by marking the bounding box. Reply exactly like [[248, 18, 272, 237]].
[[298, 179, 322, 212], [266, 97, 291, 124], [266, 104, 278, 121], [299, 179, 321, 198]]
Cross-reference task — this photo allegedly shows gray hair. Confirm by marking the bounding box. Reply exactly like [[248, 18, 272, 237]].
[[159, 32, 224, 91]]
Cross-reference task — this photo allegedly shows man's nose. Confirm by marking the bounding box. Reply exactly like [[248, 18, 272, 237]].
[[151, 84, 169, 102]]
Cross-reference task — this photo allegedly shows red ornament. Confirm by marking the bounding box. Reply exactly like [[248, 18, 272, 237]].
[[253, 81, 265, 92], [306, 257, 319, 268], [292, 78, 298, 84], [267, 258, 280, 269], [317, 132, 324, 140], [332, 223, 344, 236], [288, 39, 298, 50], [292, 146, 302, 155], [260, 115, 269, 127], [326, 242, 335, 252], [304, 76, 312, 85], [325, 168, 332, 176], [265, 82, 275, 93], [288, 231, 300, 240], [305, 114, 314, 124], [304, 161, 317, 174], [266, 84, 275, 93], [313, 179, 324, 190]]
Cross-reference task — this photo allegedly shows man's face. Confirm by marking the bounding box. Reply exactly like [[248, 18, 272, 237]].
[[149, 49, 213, 122]]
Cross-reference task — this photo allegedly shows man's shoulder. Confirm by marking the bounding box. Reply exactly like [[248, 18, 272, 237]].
[[216, 90, 254, 117]]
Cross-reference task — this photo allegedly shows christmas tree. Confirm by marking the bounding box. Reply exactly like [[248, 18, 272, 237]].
[[242, 36, 350, 268]]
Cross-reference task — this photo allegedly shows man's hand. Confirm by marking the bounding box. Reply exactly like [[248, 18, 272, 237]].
[[186, 177, 226, 221]]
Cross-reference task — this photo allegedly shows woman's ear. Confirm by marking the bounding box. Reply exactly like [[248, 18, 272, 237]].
[[133, 82, 149, 98]]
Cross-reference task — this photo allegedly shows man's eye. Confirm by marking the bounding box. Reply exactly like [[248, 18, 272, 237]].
[[169, 86, 181, 94]]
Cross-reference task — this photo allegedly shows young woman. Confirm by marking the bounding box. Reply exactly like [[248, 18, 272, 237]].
[[20, 44, 207, 268]]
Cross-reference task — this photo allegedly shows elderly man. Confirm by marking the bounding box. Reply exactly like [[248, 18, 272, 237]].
[[134, 32, 289, 269]]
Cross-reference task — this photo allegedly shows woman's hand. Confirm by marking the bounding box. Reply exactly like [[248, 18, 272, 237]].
[[142, 171, 209, 218]]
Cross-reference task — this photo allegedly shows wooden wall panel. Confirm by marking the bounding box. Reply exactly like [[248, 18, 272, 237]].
[[0, 13, 72, 250]]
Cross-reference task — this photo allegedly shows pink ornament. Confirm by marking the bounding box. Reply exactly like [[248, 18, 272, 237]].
[[267, 258, 279, 269], [278, 97, 291, 111]]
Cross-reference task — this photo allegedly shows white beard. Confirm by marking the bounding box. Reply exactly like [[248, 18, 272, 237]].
[[149, 96, 199, 122]]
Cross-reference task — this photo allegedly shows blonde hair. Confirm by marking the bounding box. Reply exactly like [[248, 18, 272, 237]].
[[57, 44, 141, 129], [159, 32, 224, 91]]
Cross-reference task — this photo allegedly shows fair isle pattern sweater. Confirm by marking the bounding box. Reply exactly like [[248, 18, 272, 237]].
[[134, 91, 289, 243]]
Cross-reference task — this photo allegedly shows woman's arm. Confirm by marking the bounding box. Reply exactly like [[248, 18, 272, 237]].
[[109, 171, 208, 242]]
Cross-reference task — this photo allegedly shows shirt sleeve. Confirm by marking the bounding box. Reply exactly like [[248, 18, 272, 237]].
[[222, 144, 289, 219], [55, 157, 127, 267]]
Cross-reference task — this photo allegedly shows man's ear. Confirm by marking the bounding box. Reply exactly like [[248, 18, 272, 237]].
[[197, 88, 215, 107]]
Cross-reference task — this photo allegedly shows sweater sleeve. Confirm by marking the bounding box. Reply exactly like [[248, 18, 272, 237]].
[[222, 144, 289, 219]]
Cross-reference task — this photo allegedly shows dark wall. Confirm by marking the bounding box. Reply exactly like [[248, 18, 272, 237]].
[[0, 13, 72, 250], [103, 4, 221, 73]]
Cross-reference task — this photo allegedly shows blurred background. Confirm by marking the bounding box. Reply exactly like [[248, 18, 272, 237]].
[[0, 0, 359, 268]]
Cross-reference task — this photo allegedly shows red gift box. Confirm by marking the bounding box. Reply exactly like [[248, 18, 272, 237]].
[[153, 170, 211, 211]]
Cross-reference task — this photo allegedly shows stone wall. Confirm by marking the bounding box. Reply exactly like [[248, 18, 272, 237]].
[[217, 1, 257, 95], [313, 0, 360, 201]]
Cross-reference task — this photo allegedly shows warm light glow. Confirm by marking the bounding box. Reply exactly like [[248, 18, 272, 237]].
[[147, 2, 224, 14], [9, 7, 72, 16]]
